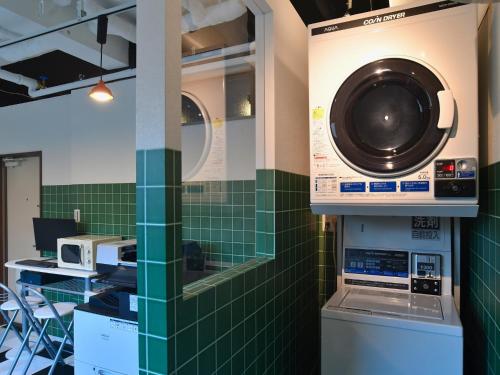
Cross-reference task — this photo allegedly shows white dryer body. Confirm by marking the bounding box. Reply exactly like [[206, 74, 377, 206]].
[[309, 0, 479, 216]]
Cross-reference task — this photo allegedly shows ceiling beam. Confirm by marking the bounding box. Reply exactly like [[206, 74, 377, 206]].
[[0, 0, 134, 69]]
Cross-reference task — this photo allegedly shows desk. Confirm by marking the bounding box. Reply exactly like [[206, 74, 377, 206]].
[[5, 257, 100, 292]]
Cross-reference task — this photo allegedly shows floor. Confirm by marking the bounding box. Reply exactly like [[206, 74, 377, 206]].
[[0, 329, 74, 375]]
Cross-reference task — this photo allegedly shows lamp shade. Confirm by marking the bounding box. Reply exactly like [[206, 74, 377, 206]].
[[89, 79, 114, 102]]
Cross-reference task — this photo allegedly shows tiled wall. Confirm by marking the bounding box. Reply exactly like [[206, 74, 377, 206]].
[[137, 151, 324, 375], [41, 183, 136, 248], [182, 180, 256, 267], [137, 148, 182, 375], [462, 162, 500, 375], [40, 183, 136, 335], [318, 226, 336, 307]]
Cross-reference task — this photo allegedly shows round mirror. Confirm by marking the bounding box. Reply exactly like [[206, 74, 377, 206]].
[[181, 92, 212, 181]]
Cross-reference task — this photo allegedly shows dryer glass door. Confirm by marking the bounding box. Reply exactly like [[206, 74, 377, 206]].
[[330, 58, 451, 177]]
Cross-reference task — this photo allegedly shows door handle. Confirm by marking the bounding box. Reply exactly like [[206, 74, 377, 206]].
[[436, 89, 455, 129]]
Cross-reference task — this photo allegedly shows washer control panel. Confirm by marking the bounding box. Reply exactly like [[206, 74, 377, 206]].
[[411, 253, 441, 295], [434, 158, 477, 198]]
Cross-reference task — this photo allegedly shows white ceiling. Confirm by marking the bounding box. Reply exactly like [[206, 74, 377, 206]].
[[0, 0, 246, 70], [0, 0, 135, 69]]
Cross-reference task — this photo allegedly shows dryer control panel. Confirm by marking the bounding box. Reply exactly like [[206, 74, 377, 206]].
[[411, 253, 441, 295], [434, 158, 477, 198]]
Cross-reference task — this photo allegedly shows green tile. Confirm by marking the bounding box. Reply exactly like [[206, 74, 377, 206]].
[[198, 344, 216, 375], [216, 333, 231, 368], [146, 149, 166, 186], [198, 313, 216, 351], [146, 225, 167, 262], [147, 299, 167, 337], [232, 322, 244, 354], [176, 324, 197, 367], [178, 357, 197, 375], [232, 349, 245, 375], [147, 336, 167, 374], [139, 334, 147, 369], [177, 296, 197, 331], [146, 262, 166, 300], [216, 304, 231, 337], [145, 187, 166, 224]]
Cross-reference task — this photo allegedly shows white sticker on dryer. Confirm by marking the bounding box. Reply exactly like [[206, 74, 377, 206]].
[[315, 177, 337, 193]]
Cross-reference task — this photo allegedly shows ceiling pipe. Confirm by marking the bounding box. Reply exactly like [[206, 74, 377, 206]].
[[29, 68, 135, 98], [82, 0, 136, 43], [0, 66, 134, 98], [0, 69, 38, 91], [182, 0, 247, 33]]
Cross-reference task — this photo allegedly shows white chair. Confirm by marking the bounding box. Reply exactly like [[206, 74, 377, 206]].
[[0, 283, 42, 353], [20, 288, 75, 375], [0, 283, 65, 375]]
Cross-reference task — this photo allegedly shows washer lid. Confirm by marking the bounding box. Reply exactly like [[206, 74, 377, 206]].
[[339, 289, 443, 320]]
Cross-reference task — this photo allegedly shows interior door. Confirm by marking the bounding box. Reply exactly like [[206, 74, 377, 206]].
[[6, 156, 40, 292], [329, 58, 454, 177]]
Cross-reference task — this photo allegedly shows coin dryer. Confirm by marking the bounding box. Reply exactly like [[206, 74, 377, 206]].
[[308, 0, 478, 217], [321, 216, 462, 375]]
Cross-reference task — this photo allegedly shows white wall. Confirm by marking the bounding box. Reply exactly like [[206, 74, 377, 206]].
[[478, 4, 500, 166], [267, 0, 309, 176], [0, 79, 136, 185]]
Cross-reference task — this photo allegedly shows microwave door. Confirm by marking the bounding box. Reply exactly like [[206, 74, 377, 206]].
[[61, 244, 82, 265]]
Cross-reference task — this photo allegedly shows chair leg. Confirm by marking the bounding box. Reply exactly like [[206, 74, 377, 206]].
[[0, 310, 21, 347], [47, 322, 72, 375], [7, 325, 32, 375], [24, 311, 57, 360], [21, 320, 49, 375]]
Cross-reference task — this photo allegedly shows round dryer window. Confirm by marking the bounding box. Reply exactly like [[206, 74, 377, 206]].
[[330, 58, 454, 177]]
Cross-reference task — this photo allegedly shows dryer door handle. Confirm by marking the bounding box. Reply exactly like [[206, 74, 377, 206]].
[[437, 90, 455, 129]]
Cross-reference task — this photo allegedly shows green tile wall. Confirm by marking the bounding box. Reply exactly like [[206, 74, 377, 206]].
[[137, 156, 325, 374], [41, 183, 136, 252], [462, 162, 500, 375], [182, 180, 256, 267], [318, 224, 336, 307], [40, 183, 136, 336], [137, 148, 183, 375]]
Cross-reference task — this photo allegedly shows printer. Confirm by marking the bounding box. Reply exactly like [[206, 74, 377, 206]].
[[92, 239, 138, 319], [96, 239, 137, 273], [75, 238, 139, 374]]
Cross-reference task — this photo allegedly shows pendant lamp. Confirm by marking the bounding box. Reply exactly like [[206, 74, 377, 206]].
[[89, 15, 113, 102]]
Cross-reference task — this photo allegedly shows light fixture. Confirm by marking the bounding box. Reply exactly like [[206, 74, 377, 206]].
[[89, 15, 114, 103]]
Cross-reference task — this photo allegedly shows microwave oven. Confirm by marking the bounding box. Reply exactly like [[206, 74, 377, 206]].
[[57, 235, 121, 271]]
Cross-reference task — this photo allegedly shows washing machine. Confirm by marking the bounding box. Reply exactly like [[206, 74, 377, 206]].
[[309, 0, 479, 217], [322, 216, 463, 375]]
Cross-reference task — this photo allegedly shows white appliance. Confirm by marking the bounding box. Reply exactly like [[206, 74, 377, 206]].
[[322, 216, 463, 375], [74, 308, 138, 375], [57, 235, 121, 271], [309, 0, 478, 217], [96, 239, 137, 267]]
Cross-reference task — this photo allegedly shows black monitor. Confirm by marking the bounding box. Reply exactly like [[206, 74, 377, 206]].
[[33, 218, 78, 252]]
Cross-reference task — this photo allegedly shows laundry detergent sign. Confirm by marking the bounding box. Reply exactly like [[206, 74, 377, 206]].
[[363, 12, 405, 25], [411, 217, 440, 241]]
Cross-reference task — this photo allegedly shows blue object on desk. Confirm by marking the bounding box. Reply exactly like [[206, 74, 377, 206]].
[[20, 270, 72, 286]]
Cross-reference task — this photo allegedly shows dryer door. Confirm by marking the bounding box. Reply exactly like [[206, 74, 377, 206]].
[[330, 58, 454, 177]]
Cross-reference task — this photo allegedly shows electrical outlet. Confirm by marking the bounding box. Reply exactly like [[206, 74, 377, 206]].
[[74, 209, 80, 223]]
